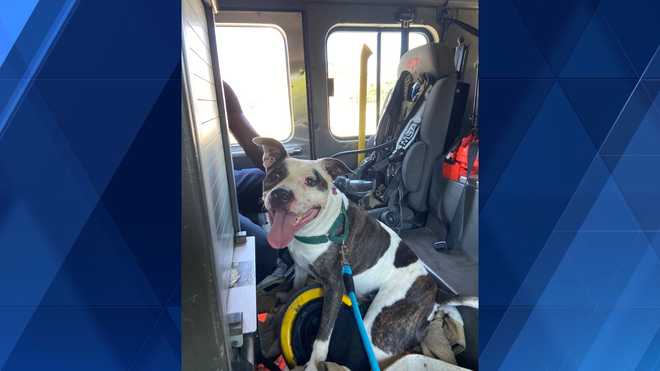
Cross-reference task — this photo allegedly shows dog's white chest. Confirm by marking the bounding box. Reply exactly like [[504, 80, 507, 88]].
[[288, 241, 329, 269]]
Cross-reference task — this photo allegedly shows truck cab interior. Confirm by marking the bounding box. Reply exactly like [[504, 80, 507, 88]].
[[182, 0, 478, 370]]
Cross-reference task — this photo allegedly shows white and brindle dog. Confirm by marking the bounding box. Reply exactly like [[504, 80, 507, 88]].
[[254, 137, 476, 370]]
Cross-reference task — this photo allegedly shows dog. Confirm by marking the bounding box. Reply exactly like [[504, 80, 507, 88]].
[[254, 137, 476, 370]]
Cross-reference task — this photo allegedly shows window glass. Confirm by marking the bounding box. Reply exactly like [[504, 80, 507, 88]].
[[216, 25, 293, 143], [379, 32, 428, 108], [327, 31, 378, 138], [327, 28, 430, 138]]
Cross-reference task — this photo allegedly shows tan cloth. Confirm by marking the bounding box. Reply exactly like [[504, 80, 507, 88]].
[[292, 362, 351, 371], [386, 354, 470, 371], [421, 305, 467, 365]]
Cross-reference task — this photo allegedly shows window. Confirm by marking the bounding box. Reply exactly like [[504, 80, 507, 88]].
[[216, 25, 293, 143], [327, 28, 429, 138]]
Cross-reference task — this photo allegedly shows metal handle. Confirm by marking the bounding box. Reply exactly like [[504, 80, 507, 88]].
[[287, 146, 303, 156], [358, 44, 373, 164]]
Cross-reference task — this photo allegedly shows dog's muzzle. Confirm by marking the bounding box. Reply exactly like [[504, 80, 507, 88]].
[[268, 188, 293, 211]]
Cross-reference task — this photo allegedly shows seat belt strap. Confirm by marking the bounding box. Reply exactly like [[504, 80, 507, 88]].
[[392, 99, 426, 155]]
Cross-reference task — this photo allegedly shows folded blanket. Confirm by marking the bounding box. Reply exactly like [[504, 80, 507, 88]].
[[421, 304, 467, 365]]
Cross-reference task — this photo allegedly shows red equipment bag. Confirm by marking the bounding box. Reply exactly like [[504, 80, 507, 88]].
[[442, 132, 479, 182]]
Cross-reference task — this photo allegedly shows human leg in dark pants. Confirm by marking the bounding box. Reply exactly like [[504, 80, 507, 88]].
[[240, 214, 278, 283], [235, 167, 265, 218], [234, 167, 293, 281]]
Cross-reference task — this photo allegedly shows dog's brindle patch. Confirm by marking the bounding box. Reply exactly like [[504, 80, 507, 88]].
[[344, 204, 390, 275], [306, 205, 391, 278], [307, 244, 344, 342], [370, 274, 437, 354], [312, 169, 328, 191], [262, 160, 288, 192], [393, 241, 418, 268]]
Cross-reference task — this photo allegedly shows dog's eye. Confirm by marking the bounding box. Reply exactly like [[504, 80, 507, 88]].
[[305, 176, 318, 187]]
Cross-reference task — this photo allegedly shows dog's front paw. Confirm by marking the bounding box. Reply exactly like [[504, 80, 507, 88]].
[[304, 360, 319, 371], [305, 340, 328, 371]]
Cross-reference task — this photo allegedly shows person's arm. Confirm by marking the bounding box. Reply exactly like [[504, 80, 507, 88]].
[[223, 81, 264, 170]]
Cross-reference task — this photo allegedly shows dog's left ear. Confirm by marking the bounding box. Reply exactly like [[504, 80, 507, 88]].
[[320, 158, 352, 179], [253, 137, 287, 169]]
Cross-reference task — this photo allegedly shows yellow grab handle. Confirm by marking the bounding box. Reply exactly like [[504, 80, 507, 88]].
[[357, 44, 372, 164]]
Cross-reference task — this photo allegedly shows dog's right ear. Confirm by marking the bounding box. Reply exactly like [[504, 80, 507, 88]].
[[252, 137, 287, 169], [320, 158, 352, 179]]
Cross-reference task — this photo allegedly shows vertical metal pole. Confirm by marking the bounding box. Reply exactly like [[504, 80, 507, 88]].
[[357, 44, 372, 164], [400, 24, 409, 56], [376, 31, 382, 123]]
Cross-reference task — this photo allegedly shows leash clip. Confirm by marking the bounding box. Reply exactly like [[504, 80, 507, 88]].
[[339, 242, 349, 266]]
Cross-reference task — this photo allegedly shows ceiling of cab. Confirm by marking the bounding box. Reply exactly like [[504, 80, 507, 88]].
[[214, 0, 478, 16], [299, 0, 477, 7]]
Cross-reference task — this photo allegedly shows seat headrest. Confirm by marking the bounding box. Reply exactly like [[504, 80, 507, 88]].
[[397, 43, 455, 80]]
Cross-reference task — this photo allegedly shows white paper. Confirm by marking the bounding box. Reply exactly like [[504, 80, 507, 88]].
[[227, 236, 257, 333]]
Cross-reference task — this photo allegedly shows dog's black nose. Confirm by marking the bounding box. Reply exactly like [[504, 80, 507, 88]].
[[270, 188, 293, 209]]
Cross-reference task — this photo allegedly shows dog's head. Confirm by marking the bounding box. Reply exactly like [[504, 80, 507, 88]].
[[253, 137, 351, 248]]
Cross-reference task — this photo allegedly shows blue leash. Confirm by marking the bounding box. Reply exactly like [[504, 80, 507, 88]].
[[342, 264, 381, 371]]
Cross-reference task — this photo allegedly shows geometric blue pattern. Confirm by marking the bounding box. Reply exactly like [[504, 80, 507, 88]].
[[0, 0, 180, 369], [0, 0, 76, 134], [0, 0, 39, 66], [481, 0, 660, 369]]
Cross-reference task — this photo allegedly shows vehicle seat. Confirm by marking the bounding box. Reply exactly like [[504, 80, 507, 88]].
[[397, 45, 478, 296], [394, 43, 469, 224]]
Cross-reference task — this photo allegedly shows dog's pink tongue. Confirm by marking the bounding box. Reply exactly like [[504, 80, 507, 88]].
[[268, 210, 299, 249]]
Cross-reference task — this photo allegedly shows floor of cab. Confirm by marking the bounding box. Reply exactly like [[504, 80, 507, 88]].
[[401, 227, 478, 297]]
